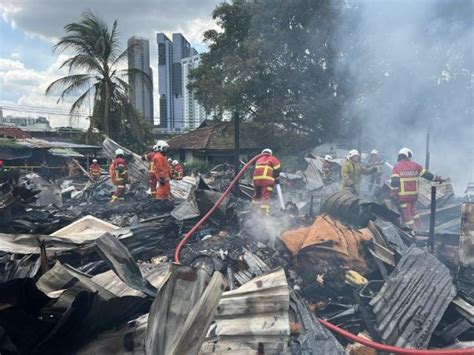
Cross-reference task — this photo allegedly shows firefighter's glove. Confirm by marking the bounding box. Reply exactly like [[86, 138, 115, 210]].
[[159, 177, 166, 186], [141, 155, 146, 161]]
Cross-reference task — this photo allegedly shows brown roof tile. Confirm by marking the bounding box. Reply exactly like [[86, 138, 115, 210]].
[[168, 122, 262, 151], [0, 127, 31, 139]]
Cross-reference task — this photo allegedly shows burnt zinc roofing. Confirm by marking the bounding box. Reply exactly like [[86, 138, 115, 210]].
[[369, 245, 457, 349], [168, 123, 261, 151]]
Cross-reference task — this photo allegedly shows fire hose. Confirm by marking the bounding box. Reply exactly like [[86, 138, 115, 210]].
[[173, 153, 474, 355]]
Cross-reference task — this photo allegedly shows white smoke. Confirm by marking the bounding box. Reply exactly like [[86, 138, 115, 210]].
[[336, 0, 473, 195]]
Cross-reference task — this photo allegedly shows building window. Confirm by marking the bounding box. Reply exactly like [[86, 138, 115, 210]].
[[158, 43, 166, 65]]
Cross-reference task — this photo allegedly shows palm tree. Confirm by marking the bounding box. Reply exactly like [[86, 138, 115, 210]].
[[46, 11, 150, 144]]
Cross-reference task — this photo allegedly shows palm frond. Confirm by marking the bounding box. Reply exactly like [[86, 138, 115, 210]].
[[117, 68, 153, 87], [45, 74, 94, 99], [59, 55, 103, 74]]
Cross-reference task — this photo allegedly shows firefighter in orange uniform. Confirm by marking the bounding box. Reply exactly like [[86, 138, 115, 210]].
[[89, 159, 101, 181], [109, 149, 129, 202], [253, 148, 281, 215], [391, 147, 444, 230], [153, 140, 172, 201], [143, 149, 157, 196], [172, 160, 184, 180]]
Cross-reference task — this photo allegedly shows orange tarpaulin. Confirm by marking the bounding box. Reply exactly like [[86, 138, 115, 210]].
[[280, 215, 373, 287]]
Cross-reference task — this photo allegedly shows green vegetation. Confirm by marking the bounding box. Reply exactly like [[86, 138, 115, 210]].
[[46, 11, 152, 150]]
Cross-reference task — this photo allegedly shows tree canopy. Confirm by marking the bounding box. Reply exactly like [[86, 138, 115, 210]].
[[189, 0, 346, 151]]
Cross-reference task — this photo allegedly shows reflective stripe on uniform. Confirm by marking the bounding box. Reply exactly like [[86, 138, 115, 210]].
[[399, 177, 419, 196], [267, 187, 273, 192], [254, 175, 275, 181]]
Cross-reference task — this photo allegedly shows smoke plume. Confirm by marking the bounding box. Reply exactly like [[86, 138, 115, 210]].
[[336, 0, 473, 194]]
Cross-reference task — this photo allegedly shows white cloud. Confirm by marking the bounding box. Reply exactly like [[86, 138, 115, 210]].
[[0, 0, 221, 123], [0, 0, 220, 44], [0, 56, 89, 128]]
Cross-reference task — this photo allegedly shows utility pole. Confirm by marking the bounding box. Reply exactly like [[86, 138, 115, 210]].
[[234, 110, 240, 177], [425, 132, 430, 170]]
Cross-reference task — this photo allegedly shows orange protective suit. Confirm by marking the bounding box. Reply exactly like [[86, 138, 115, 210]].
[[154, 152, 172, 200]]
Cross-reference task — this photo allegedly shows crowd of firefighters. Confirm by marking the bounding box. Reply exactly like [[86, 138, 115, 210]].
[[89, 140, 183, 203], [84, 139, 445, 232], [251, 146, 445, 232]]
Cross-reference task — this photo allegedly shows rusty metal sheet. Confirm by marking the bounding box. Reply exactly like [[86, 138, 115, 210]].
[[200, 268, 290, 354], [370, 246, 456, 349]]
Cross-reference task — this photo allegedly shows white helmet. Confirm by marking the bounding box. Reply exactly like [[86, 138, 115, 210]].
[[172, 160, 179, 166], [262, 148, 272, 155], [398, 147, 413, 159], [115, 148, 124, 156], [348, 149, 360, 159], [153, 140, 169, 152], [92, 159, 98, 163], [324, 155, 333, 161], [371, 149, 379, 155]]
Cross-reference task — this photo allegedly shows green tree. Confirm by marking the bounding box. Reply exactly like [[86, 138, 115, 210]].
[[189, 0, 346, 151], [46, 11, 152, 148]]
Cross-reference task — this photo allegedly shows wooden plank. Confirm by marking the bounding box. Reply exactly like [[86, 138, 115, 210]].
[[459, 203, 474, 267], [216, 291, 288, 316], [215, 312, 290, 337]]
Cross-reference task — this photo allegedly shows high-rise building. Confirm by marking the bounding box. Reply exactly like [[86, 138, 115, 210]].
[[182, 54, 209, 130], [157, 33, 198, 131], [127, 36, 154, 125]]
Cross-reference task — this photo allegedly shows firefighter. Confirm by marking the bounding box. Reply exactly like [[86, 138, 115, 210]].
[[168, 158, 174, 179], [0, 160, 4, 172], [341, 149, 377, 195], [143, 149, 157, 196], [368, 149, 384, 192], [153, 140, 172, 201], [391, 147, 444, 230], [109, 149, 128, 202], [89, 159, 101, 181], [322, 155, 334, 184], [172, 160, 184, 180], [253, 148, 281, 216]]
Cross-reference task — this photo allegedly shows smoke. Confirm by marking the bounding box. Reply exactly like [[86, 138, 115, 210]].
[[241, 205, 296, 243], [336, 0, 473, 194]]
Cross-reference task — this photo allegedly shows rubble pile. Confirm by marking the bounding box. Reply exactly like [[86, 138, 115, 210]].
[[1, 144, 473, 354]]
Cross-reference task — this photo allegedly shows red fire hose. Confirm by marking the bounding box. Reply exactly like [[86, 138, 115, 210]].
[[173, 153, 474, 355], [318, 318, 473, 355], [174, 153, 265, 264]]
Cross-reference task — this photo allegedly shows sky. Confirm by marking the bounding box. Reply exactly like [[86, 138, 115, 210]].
[[0, 0, 220, 127]]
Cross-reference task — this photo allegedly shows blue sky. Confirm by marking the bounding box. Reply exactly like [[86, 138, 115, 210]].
[[0, 18, 55, 71], [0, 0, 219, 126]]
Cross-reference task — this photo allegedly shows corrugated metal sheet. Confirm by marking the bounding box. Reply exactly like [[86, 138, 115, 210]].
[[200, 268, 290, 354], [370, 246, 457, 348], [303, 156, 325, 190], [417, 178, 455, 208], [289, 291, 344, 355], [459, 203, 474, 267], [102, 137, 148, 186]]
